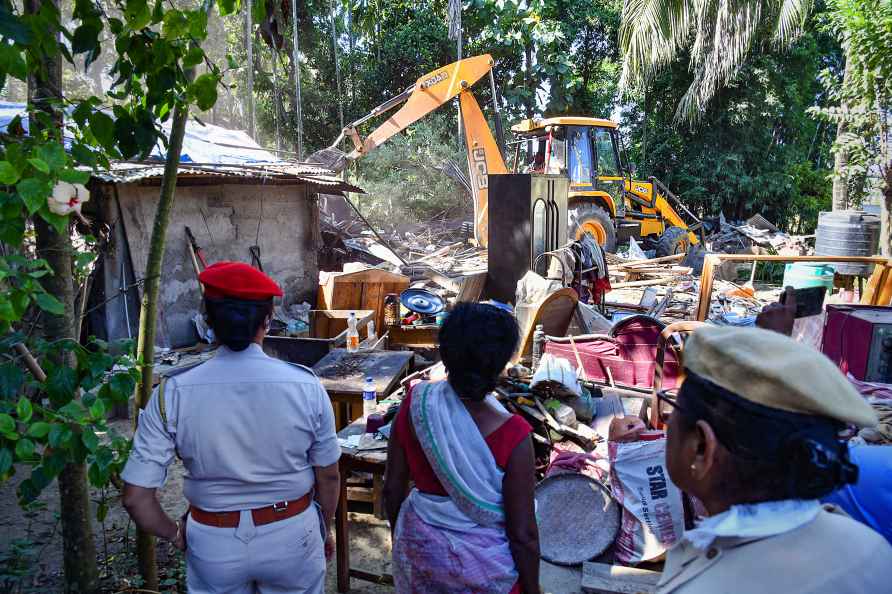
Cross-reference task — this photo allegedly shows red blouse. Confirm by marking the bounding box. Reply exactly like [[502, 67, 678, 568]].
[[393, 385, 533, 496]]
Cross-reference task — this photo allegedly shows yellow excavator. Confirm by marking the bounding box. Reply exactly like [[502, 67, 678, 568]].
[[314, 54, 702, 255]]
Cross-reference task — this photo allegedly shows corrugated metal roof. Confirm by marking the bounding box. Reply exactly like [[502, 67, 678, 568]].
[[91, 162, 365, 194]]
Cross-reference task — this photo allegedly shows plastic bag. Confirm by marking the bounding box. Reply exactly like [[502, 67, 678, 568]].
[[531, 353, 581, 397], [608, 437, 684, 565]]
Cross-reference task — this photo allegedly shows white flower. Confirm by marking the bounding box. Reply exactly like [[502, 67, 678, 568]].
[[48, 182, 89, 216]]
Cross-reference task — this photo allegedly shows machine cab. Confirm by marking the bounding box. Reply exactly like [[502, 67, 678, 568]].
[[510, 117, 627, 208]]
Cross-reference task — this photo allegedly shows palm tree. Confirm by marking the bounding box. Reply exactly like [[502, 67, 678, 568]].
[[619, 0, 813, 123]]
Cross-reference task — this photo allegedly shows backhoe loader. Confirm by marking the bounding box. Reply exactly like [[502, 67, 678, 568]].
[[313, 54, 702, 255]]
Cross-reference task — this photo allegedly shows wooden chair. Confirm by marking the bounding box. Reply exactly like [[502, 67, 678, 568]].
[[650, 321, 705, 429], [514, 287, 579, 364]]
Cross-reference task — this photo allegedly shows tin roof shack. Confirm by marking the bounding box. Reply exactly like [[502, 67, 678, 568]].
[[84, 162, 363, 348]]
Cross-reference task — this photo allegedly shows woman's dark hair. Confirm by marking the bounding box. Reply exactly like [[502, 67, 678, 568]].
[[204, 297, 273, 351], [675, 371, 859, 503], [438, 302, 520, 401]]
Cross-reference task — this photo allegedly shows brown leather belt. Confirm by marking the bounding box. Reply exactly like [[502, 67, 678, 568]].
[[190, 493, 312, 528]]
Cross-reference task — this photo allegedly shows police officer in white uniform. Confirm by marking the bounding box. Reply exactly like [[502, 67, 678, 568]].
[[122, 261, 341, 594]]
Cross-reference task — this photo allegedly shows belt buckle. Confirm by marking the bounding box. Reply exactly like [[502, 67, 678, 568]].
[[272, 500, 289, 513]]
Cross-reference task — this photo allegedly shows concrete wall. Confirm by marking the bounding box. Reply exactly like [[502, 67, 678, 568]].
[[112, 181, 320, 348]]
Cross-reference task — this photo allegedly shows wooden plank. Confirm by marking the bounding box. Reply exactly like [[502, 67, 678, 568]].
[[695, 255, 718, 321], [388, 325, 439, 348], [456, 271, 487, 302], [581, 562, 660, 594]]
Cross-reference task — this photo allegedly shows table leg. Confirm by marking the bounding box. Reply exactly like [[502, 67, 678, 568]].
[[336, 458, 350, 593]]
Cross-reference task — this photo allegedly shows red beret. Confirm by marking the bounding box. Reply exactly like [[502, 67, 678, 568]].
[[198, 261, 283, 300]]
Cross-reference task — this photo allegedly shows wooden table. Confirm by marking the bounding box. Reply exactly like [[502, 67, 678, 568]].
[[336, 420, 390, 593], [313, 348, 414, 428]]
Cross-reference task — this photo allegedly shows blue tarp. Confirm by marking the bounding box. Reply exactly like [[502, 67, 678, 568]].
[[0, 101, 279, 165]]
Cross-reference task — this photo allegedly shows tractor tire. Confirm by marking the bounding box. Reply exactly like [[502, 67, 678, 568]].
[[655, 226, 691, 257], [570, 203, 617, 252]]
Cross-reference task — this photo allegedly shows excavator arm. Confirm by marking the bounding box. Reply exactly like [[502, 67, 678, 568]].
[[319, 54, 507, 247]]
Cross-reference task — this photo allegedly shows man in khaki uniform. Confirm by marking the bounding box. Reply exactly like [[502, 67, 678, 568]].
[[655, 326, 892, 594], [122, 262, 341, 593]]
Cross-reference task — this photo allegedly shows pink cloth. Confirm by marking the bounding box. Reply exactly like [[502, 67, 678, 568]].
[[847, 373, 892, 400], [545, 443, 607, 481], [393, 501, 520, 594]]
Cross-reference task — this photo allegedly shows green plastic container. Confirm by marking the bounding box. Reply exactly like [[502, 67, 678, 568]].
[[782, 262, 835, 290]]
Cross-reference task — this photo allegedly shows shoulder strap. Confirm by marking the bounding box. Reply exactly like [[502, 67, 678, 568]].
[[155, 360, 205, 428], [157, 376, 170, 426]]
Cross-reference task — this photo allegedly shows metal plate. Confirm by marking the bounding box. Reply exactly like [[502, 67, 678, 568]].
[[400, 289, 445, 315], [534, 473, 620, 566]]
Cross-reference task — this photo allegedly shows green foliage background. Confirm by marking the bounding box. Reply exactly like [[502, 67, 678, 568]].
[[199, 0, 840, 232]]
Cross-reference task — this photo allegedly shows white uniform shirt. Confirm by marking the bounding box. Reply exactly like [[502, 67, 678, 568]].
[[121, 344, 341, 512]]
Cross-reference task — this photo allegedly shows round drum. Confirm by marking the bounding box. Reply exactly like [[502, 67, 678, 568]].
[[534, 473, 620, 565]]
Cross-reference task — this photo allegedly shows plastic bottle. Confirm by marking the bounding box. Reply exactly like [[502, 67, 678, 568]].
[[346, 312, 360, 353], [367, 320, 377, 344], [362, 376, 377, 422], [532, 324, 545, 370]]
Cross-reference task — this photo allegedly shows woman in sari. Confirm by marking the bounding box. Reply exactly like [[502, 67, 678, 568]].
[[384, 302, 540, 594]]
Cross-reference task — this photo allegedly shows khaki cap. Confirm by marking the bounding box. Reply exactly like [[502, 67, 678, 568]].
[[684, 325, 878, 428]]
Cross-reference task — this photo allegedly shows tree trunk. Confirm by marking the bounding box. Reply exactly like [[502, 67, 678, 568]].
[[832, 52, 852, 211], [26, 0, 99, 591]]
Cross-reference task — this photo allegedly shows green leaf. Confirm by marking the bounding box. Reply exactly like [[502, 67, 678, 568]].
[[71, 21, 102, 55], [48, 424, 71, 448], [96, 500, 108, 522], [0, 447, 12, 475], [0, 362, 24, 400], [0, 8, 32, 44], [0, 160, 19, 185], [15, 438, 35, 460], [89, 398, 106, 419], [58, 168, 91, 185], [81, 429, 98, 452], [58, 400, 87, 422], [189, 73, 219, 111], [87, 461, 108, 487], [26, 422, 52, 439], [216, 0, 240, 17], [88, 110, 116, 149], [39, 210, 69, 236], [16, 396, 32, 423], [46, 366, 77, 406], [0, 36, 27, 80], [16, 178, 50, 215], [0, 413, 15, 434], [187, 9, 208, 39], [183, 45, 204, 68], [34, 292, 65, 315], [28, 158, 49, 174], [161, 10, 190, 39], [37, 143, 66, 170], [124, 0, 152, 29], [251, 0, 266, 23], [107, 373, 135, 402]]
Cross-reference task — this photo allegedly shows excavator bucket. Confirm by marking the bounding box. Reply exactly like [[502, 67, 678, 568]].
[[307, 147, 348, 172]]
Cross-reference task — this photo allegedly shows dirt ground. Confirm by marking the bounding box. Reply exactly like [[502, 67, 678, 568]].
[[0, 419, 580, 593]]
